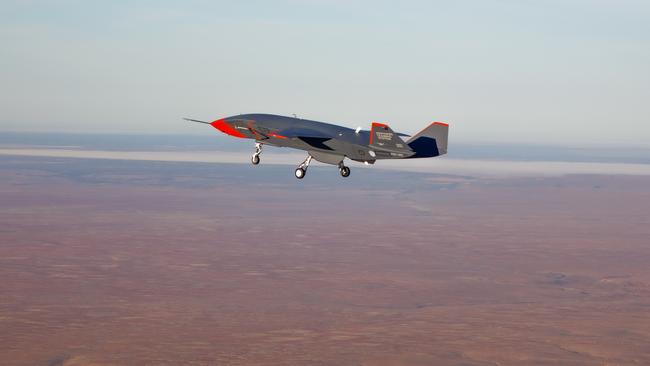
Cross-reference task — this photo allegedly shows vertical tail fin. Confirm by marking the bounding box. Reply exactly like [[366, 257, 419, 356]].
[[369, 122, 413, 155], [406, 122, 449, 158]]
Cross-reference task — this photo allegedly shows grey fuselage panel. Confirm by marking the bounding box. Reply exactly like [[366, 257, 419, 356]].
[[223, 114, 415, 163]]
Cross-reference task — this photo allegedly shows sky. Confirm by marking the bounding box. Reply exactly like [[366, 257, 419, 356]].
[[1, 0, 649, 146]]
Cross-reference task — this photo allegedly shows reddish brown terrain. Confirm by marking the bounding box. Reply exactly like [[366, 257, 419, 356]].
[[1, 156, 650, 365]]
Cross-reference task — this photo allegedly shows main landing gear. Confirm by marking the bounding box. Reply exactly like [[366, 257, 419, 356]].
[[295, 155, 312, 179], [338, 162, 351, 177], [293, 155, 351, 179], [251, 142, 262, 165]]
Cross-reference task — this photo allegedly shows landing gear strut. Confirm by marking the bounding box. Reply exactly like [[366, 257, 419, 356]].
[[251, 142, 262, 165], [338, 162, 350, 177], [295, 155, 312, 179]]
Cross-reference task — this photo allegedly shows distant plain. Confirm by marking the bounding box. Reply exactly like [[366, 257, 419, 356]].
[[1, 134, 650, 365]]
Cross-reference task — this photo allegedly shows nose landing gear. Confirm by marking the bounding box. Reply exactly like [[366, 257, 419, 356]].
[[251, 142, 262, 165]]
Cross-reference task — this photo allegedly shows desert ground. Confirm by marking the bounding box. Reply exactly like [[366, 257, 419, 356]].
[[1, 155, 650, 365]]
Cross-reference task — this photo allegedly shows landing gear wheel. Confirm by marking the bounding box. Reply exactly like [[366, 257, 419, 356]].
[[295, 168, 306, 179], [251, 142, 263, 165], [339, 166, 351, 177], [294, 155, 312, 180]]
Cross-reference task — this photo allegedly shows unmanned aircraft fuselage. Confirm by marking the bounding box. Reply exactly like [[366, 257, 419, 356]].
[[185, 113, 448, 179]]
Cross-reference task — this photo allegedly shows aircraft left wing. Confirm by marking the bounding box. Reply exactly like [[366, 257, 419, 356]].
[[275, 127, 332, 139], [274, 127, 335, 150]]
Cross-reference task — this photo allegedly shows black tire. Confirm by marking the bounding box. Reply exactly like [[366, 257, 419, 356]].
[[295, 168, 306, 179], [340, 166, 350, 177], [251, 155, 260, 165]]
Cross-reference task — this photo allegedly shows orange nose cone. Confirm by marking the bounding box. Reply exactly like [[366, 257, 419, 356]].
[[210, 119, 246, 138]]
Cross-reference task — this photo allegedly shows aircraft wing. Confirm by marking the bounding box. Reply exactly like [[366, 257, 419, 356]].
[[275, 128, 335, 150], [276, 127, 332, 139]]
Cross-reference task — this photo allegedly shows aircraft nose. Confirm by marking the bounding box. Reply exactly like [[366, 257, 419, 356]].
[[210, 118, 246, 138]]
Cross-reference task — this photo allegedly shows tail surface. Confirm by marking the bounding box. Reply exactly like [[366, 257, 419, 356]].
[[406, 122, 449, 158], [369, 122, 414, 156]]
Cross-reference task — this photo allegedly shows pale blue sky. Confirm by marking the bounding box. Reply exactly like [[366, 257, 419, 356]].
[[1, 0, 649, 145]]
